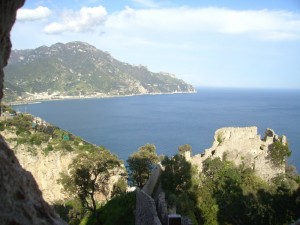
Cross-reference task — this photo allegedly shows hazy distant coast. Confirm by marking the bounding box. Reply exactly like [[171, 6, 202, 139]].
[[7, 89, 197, 105], [4, 41, 195, 103]]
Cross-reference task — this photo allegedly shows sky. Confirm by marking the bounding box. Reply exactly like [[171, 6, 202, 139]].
[[11, 0, 300, 89]]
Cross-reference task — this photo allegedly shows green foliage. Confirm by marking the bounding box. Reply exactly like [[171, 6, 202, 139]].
[[53, 128, 64, 138], [29, 133, 50, 145], [269, 141, 291, 166], [197, 157, 300, 225], [217, 134, 223, 144], [58, 149, 121, 212], [2, 109, 111, 156], [178, 144, 192, 155], [127, 143, 159, 188], [96, 192, 136, 225], [176, 193, 198, 225], [44, 144, 54, 155], [79, 192, 136, 225], [161, 154, 193, 194], [4, 41, 194, 102], [53, 198, 86, 225], [58, 140, 73, 152], [6, 114, 33, 132], [111, 178, 127, 198], [0, 104, 16, 114], [161, 154, 199, 224], [0, 122, 5, 131]]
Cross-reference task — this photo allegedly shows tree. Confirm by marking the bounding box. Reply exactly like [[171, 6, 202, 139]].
[[85, 191, 136, 225], [58, 148, 121, 212], [269, 141, 291, 166], [127, 143, 159, 188], [161, 154, 193, 194], [111, 178, 127, 198], [178, 144, 192, 155], [161, 154, 200, 224]]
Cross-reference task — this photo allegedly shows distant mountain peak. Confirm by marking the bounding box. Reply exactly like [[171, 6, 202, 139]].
[[4, 41, 195, 102]]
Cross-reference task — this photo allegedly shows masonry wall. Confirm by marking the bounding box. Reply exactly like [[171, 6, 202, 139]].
[[135, 189, 162, 225]]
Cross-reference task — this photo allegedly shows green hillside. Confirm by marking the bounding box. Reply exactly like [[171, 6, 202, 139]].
[[4, 42, 195, 102]]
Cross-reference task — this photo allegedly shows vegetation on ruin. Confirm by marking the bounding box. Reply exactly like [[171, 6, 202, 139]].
[[269, 141, 291, 166], [161, 155, 300, 225]]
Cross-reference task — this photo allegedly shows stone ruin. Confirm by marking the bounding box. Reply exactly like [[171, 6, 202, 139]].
[[135, 126, 289, 224], [190, 126, 287, 181], [135, 163, 193, 225]]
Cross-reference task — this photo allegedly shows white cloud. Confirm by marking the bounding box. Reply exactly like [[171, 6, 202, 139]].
[[11, 5, 300, 88], [105, 7, 300, 41], [44, 6, 107, 34], [17, 6, 51, 21]]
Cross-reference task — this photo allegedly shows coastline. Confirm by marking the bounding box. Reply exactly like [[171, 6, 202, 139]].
[[6, 90, 197, 106]]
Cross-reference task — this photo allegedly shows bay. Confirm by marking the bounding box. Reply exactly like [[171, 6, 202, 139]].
[[13, 87, 300, 170]]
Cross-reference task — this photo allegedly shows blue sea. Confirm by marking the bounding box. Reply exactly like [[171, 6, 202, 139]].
[[13, 88, 300, 170]]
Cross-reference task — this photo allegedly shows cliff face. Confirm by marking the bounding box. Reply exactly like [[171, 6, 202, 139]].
[[14, 149, 76, 202], [0, 0, 24, 100], [2, 125, 125, 203], [0, 1, 66, 224], [191, 127, 286, 180], [0, 137, 67, 225]]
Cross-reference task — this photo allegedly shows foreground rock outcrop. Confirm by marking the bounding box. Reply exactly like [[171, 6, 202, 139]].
[[0, 0, 66, 224], [191, 126, 286, 180], [14, 149, 76, 202], [1, 120, 125, 203], [0, 137, 67, 225]]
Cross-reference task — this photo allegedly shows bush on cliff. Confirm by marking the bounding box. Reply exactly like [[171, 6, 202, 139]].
[[161, 154, 199, 224], [127, 143, 159, 188], [197, 157, 299, 225], [269, 141, 291, 166], [58, 149, 121, 212], [96, 191, 136, 225], [161, 154, 299, 225]]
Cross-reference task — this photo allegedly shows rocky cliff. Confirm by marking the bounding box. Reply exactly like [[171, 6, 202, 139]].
[[190, 126, 287, 180], [1, 116, 125, 203], [0, 0, 67, 224], [12, 146, 75, 202]]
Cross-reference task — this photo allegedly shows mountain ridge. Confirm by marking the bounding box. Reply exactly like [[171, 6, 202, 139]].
[[4, 41, 196, 102]]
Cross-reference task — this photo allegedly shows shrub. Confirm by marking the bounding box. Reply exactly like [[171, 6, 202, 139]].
[[53, 199, 86, 225], [269, 141, 291, 166], [0, 122, 5, 131], [44, 144, 54, 155], [30, 133, 50, 146], [111, 178, 127, 198], [95, 192, 136, 225]]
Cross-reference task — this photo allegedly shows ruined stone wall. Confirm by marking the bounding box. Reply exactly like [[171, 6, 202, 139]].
[[156, 191, 168, 225], [191, 127, 286, 181], [135, 189, 162, 225], [142, 163, 163, 196], [135, 164, 164, 225], [0, 1, 66, 224]]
